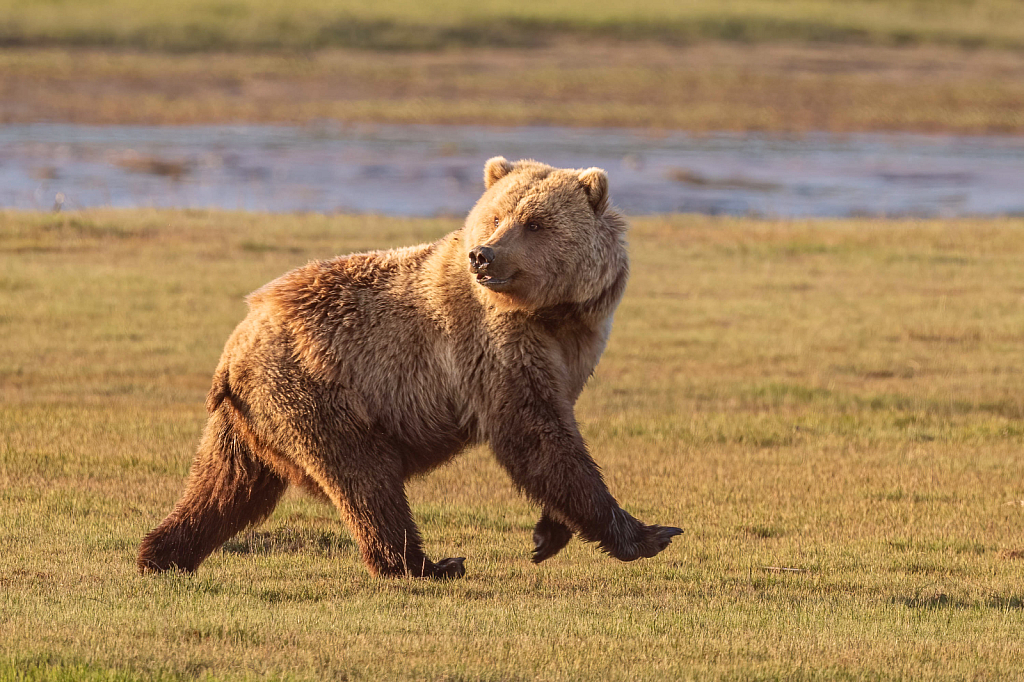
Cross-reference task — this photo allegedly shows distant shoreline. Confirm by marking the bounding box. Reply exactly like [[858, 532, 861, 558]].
[[2, 43, 1023, 134]]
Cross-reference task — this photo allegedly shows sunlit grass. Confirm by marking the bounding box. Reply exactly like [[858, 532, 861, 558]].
[[3, 210, 1024, 679]]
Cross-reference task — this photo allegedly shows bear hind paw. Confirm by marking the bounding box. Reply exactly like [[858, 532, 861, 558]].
[[430, 557, 467, 580]]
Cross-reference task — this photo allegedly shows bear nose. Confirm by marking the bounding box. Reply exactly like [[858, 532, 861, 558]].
[[469, 245, 495, 271]]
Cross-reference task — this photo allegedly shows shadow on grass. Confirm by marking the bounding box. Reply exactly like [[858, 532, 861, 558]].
[[221, 526, 354, 557], [895, 593, 1024, 610], [2, 656, 190, 682], [744, 524, 785, 539]]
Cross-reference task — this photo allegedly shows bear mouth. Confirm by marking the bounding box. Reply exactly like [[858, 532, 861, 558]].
[[476, 273, 512, 288]]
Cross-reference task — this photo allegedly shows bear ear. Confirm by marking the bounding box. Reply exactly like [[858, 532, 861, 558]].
[[578, 167, 609, 215], [484, 156, 515, 189]]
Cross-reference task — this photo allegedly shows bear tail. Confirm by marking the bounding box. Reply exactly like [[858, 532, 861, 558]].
[[206, 363, 230, 413]]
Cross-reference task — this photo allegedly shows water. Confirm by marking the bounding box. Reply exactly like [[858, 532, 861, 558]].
[[1, 123, 1022, 217]]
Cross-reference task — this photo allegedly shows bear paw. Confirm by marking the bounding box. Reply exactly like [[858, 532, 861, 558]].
[[532, 516, 573, 564], [137, 534, 197, 574], [430, 557, 467, 580], [601, 510, 683, 562], [635, 524, 684, 559]]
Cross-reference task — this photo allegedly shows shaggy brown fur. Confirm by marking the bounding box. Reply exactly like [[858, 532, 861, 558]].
[[138, 157, 681, 579]]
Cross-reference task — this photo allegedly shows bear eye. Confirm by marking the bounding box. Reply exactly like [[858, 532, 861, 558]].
[[527, 222, 541, 232], [493, 216, 500, 227]]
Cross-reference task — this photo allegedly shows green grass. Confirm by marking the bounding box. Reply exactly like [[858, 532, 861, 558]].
[[3, 0, 1024, 51], [4, 210, 1024, 679]]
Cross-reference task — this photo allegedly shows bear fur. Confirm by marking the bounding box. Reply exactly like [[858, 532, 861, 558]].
[[137, 157, 681, 579]]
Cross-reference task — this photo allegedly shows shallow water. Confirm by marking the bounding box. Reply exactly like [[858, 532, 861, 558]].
[[1, 123, 1022, 217]]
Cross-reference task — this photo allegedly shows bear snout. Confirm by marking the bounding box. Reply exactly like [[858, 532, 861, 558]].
[[468, 245, 514, 288], [468, 245, 495, 274]]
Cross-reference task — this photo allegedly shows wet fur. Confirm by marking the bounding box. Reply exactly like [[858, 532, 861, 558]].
[[138, 158, 681, 579]]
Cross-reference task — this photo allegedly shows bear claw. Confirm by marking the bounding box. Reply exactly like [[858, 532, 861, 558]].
[[604, 522, 684, 561], [431, 557, 466, 580], [639, 525, 684, 558]]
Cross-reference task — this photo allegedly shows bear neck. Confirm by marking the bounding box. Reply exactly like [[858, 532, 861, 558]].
[[533, 263, 629, 329]]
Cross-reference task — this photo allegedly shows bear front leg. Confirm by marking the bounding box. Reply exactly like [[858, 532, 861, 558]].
[[488, 370, 681, 563], [532, 509, 573, 563]]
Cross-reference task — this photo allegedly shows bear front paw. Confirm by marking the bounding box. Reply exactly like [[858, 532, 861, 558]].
[[601, 509, 683, 561], [635, 524, 684, 559]]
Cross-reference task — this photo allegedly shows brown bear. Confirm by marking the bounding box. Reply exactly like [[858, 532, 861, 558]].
[[138, 157, 681, 579]]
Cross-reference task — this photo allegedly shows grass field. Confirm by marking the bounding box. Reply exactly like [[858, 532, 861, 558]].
[[3, 0, 1024, 51], [3, 210, 1024, 680]]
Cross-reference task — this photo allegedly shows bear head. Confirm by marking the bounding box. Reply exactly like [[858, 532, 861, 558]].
[[463, 157, 628, 312]]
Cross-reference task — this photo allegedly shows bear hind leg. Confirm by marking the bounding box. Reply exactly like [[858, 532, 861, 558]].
[[137, 410, 288, 574], [310, 459, 465, 580]]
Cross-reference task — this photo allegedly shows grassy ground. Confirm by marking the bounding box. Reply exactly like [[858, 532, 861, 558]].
[[3, 42, 1024, 133], [3, 210, 1024, 680], [3, 0, 1024, 51]]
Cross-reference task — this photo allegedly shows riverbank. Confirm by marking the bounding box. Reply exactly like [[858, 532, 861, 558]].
[[3, 42, 1024, 133]]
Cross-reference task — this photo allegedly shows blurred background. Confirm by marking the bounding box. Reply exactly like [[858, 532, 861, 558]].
[[2, 0, 1023, 218]]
